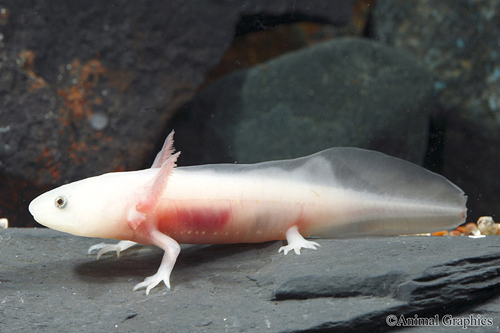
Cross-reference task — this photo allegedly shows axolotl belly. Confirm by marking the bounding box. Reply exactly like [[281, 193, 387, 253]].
[[29, 131, 467, 294]]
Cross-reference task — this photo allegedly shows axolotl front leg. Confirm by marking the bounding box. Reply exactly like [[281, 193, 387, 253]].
[[88, 232, 180, 295]]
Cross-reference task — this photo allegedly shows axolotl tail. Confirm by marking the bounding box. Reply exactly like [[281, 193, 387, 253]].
[[295, 147, 467, 238]]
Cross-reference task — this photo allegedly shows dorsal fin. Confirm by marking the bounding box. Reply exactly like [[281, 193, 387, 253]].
[[151, 130, 175, 168]]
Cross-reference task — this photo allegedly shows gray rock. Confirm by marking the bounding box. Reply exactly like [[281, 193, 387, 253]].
[[170, 37, 435, 166], [2, 228, 500, 332], [373, 0, 500, 116], [372, 0, 500, 223]]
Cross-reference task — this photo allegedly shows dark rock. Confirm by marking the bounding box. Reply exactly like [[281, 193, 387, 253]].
[[372, 0, 500, 223], [397, 253, 500, 305], [207, 1, 374, 84], [274, 271, 409, 300], [171, 37, 435, 165], [0, 0, 356, 226], [2, 228, 500, 332], [373, 0, 500, 115]]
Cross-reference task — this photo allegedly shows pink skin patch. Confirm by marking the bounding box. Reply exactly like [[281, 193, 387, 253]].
[[175, 208, 230, 233], [156, 202, 231, 239]]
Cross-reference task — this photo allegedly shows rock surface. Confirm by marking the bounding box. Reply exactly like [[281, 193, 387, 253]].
[[170, 37, 434, 166], [2, 228, 500, 332]]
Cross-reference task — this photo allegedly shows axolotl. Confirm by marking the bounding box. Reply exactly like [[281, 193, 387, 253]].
[[29, 131, 467, 294]]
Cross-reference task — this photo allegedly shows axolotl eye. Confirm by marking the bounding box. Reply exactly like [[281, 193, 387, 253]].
[[54, 195, 68, 209]]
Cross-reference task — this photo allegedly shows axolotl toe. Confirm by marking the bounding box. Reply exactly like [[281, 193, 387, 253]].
[[29, 130, 467, 295]]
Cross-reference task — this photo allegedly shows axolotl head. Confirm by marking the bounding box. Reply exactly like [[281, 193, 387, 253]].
[[29, 172, 137, 240]]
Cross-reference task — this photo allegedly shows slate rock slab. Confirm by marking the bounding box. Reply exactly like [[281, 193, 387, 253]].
[[170, 37, 435, 166], [2, 228, 500, 332]]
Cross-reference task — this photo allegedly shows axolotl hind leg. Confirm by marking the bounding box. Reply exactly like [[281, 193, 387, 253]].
[[279, 225, 320, 255]]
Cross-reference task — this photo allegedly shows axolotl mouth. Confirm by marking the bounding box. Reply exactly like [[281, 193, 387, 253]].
[[29, 193, 47, 226]]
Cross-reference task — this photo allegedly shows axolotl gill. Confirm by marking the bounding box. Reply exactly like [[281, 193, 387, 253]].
[[29, 131, 467, 295]]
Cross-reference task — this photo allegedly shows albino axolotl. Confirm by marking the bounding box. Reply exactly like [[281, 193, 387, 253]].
[[29, 131, 467, 294]]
